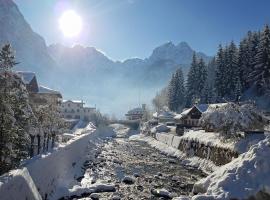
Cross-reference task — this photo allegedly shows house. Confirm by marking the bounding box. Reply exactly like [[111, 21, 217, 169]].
[[174, 103, 228, 127], [17, 71, 62, 107], [125, 104, 146, 120], [174, 104, 209, 127], [153, 111, 175, 123], [60, 100, 96, 121], [17, 71, 39, 93]]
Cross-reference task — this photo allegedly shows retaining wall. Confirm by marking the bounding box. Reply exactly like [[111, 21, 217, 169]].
[[155, 133, 238, 166]]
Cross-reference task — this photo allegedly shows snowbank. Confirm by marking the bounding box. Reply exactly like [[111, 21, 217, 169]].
[[0, 168, 42, 200], [192, 137, 270, 200], [0, 124, 116, 200]]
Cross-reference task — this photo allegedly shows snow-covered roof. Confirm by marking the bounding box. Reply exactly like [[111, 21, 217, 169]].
[[127, 107, 144, 115], [195, 104, 209, 113], [174, 107, 192, 119], [38, 85, 62, 97], [208, 103, 228, 109], [174, 103, 228, 120], [17, 71, 36, 84], [153, 111, 175, 119], [63, 100, 84, 104]]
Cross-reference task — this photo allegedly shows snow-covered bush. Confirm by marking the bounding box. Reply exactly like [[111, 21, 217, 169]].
[[200, 102, 268, 137]]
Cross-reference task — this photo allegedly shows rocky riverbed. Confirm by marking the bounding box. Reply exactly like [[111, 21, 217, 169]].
[[60, 125, 206, 200]]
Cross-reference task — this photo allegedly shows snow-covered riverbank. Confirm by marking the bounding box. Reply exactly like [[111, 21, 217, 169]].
[[0, 124, 116, 200], [133, 126, 270, 200]]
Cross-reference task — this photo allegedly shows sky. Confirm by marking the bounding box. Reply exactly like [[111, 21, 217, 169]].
[[14, 0, 270, 61]]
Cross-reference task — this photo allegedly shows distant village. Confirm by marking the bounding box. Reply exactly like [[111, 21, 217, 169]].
[[18, 71, 96, 126]]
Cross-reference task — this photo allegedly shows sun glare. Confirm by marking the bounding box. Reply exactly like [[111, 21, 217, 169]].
[[59, 10, 82, 37]]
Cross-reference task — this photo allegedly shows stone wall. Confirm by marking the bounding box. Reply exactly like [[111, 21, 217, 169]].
[[155, 133, 238, 166]]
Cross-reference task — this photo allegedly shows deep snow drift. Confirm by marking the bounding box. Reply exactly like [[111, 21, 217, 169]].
[[192, 136, 270, 200]]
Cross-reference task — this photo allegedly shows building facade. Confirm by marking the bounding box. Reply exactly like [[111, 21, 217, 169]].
[[60, 100, 96, 121], [17, 71, 62, 107], [125, 104, 146, 120]]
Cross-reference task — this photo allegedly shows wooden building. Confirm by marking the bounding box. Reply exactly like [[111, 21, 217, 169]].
[[174, 104, 209, 127]]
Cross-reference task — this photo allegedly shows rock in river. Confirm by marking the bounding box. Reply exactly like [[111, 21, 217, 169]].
[[122, 176, 135, 184]]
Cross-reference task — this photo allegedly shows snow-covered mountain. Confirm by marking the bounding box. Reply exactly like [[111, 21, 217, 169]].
[[0, 0, 56, 80], [48, 41, 211, 84], [0, 0, 212, 116]]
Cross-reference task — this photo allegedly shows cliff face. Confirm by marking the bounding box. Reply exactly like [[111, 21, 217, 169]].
[[0, 0, 56, 79]]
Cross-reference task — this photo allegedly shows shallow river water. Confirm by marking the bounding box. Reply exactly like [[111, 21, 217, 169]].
[[62, 127, 206, 200]]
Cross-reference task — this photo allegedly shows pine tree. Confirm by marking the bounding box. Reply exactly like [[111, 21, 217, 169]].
[[0, 44, 36, 174], [250, 24, 270, 95], [197, 58, 207, 98], [215, 45, 226, 100], [174, 68, 185, 111], [226, 41, 239, 100], [167, 73, 177, 111], [186, 53, 199, 106], [0, 44, 18, 72]]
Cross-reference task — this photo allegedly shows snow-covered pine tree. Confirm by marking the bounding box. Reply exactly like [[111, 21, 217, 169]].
[[234, 76, 242, 102], [174, 68, 185, 111], [0, 44, 37, 174], [0, 44, 18, 72], [239, 31, 261, 90], [250, 24, 270, 95], [167, 72, 177, 111], [186, 53, 198, 106], [0, 81, 17, 174], [226, 41, 239, 100], [197, 58, 207, 99], [215, 45, 226, 101], [10, 74, 38, 164]]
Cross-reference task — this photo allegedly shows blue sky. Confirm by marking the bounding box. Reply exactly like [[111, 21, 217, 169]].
[[14, 0, 270, 61]]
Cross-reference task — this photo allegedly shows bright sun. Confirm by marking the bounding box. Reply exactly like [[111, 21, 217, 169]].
[[59, 10, 82, 37]]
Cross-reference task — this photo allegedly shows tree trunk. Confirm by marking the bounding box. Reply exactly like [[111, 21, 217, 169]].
[[43, 132, 47, 153], [30, 135, 35, 157], [37, 135, 41, 155]]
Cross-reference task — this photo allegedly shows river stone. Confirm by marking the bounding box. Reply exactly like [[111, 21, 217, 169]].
[[111, 196, 121, 200], [122, 176, 135, 184], [172, 176, 180, 181], [90, 193, 99, 200], [133, 173, 140, 178], [151, 188, 172, 199]]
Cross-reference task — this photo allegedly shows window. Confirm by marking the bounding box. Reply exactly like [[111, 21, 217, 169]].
[[77, 109, 80, 112], [68, 104, 70, 107], [65, 109, 67, 112]]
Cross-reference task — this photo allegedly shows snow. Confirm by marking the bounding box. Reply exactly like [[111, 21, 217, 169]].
[[0, 168, 42, 200], [153, 111, 175, 118], [129, 134, 218, 173], [62, 100, 84, 104], [181, 130, 265, 153], [151, 124, 170, 134], [0, 123, 116, 200], [192, 137, 270, 200], [195, 104, 209, 113], [174, 107, 192, 120], [200, 102, 267, 135], [65, 183, 116, 197], [38, 85, 61, 96]]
